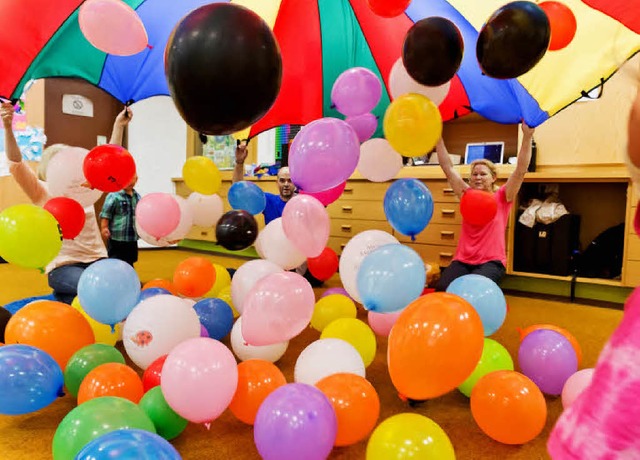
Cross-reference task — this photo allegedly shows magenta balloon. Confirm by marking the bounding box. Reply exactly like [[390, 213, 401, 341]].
[[254, 383, 337, 460], [346, 113, 378, 143], [299, 181, 346, 206], [289, 118, 360, 193], [331, 67, 382, 117], [200, 324, 209, 338], [518, 329, 578, 396], [320, 287, 353, 300]]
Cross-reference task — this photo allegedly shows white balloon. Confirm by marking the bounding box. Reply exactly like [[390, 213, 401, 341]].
[[294, 338, 365, 385], [122, 294, 201, 369], [230, 317, 289, 362], [255, 218, 307, 270], [389, 58, 451, 105], [136, 195, 193, 247], [187, 192, 224, 227], [231, 259, 283, 314], [46, 147, 102, 208], [357, 138, 404, 182], [339, 230, 399, 302]]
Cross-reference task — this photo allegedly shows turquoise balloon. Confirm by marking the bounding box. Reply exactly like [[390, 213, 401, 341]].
[[458, 338, 514, 397]]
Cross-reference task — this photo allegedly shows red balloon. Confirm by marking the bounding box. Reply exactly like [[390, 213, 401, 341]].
[[307, 247, 339, 281], [460, 189, 497, 226], [367, 0, 411, 18], [142, 354, 168, 392], [83, 144, 136, 192], [539, 2, 577, 51], [44, 197, 86, 239]]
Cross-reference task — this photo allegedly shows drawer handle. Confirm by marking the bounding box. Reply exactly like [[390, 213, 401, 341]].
[[443, 188, 455, 195], [439, 252, 454, 258], [440, 231, 455, 237], [344, 187, 353, 193], [341, 206, 353, 213], [200, 231, 208, 236], [340, 244, 346, 249], [341, 225, 352, 232], [441, 209, 456, 215]]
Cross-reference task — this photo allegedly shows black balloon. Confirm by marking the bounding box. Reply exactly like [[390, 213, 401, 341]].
[[215, 210, 258, 251], [0, 307, 11, 343], [402, 17, 464, 87], [476, 1, 551, 80], [165, 3, 282, 135]]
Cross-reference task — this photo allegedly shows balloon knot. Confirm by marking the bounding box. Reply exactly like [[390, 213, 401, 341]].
[[57, 388, 65, 398], [204, 422, 211, 431], [408, 398, 427, 408], [110, 324, 116, 333], [410, 234, 416, 242]]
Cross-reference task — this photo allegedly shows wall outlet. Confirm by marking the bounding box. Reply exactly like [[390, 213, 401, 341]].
[[96, 135, 107, 145]]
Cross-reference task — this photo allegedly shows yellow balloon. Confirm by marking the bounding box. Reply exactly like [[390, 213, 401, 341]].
[[71, 297, 122, 346], [367, 413, 456, 460], [217, 285, 239, 318], [383, 93, 443, 157], [205, 263, 232, 298], [182, 156, 222, 195], [321, 318, 377, 367], [310, 294, 357, 332], [0, 204, 62, 271], [232, 127, 251, 142]]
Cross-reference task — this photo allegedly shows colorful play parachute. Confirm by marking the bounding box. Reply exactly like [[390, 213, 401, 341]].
[[2, 0, 639, 136]]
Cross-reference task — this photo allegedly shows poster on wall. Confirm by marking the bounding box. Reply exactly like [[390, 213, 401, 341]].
[[0, 107, 46, 176], [201, 135, 235, 170]]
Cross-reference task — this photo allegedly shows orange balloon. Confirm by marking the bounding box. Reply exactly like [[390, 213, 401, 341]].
[[5, 300, 95, 369], [518, 324, 582, 366], [316, 373, 380, 446], [388, 292, 484, 400], [229, 359, 286, 425], [77, 362, 144, 405], [470, 370, 547, 444], [173, 257, 216, 298], [142, 278, 179, 295]]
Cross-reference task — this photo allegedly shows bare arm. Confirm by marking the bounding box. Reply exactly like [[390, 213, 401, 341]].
[[100, 218, 111, 240], [435, 138, 468, 198], [109, 107, 132, 146], [232, 140, 248, 183], [1, 102, 22, 162], [504, 124, 534, 202]]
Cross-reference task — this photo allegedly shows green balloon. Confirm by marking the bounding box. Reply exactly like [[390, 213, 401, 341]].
[[52, 396, 156, 460], [458, 338, 514, 397], [64, 344, 126, 397], [139, 387, 189, 440]]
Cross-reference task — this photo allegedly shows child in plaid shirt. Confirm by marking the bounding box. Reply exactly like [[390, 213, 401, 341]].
[[100, 174, 141, 266]]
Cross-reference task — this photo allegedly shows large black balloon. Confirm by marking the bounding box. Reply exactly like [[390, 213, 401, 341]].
[[402, 17, 464, 87], [215, 210, 258, 251], [476, 1, 551, 80], [165, 3, 282, 135], [0, 307, 11, 343]]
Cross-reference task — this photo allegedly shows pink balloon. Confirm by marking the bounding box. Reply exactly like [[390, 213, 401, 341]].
[[357, 138, 404, 182], [282, 195, 330, 258], [242, 272, 315, 346], [300, 182, 346, 206], [231, 259, 284, 314], [388, 58, 451, 104], [79, 0, 148, 56], [368, 310, 402, 337], [561, 368, 595, 409], [135, 193, 181, 239], [346, 113, 378, 143], [289, 118, 360, 193], [161, 337, 238, 423], [331, 67, 382, 117]]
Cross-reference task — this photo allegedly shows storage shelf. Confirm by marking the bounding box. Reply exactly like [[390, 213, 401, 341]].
[[509, 270, 623, 287]]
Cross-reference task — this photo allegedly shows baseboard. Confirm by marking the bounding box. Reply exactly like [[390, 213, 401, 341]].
[[177, 239, 260, 259]]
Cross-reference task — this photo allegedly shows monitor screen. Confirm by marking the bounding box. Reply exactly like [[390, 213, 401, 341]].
[[464, 142, 505, 164]]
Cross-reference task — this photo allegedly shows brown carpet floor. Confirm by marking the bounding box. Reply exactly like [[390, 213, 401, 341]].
[[0, 248, 625, 460]]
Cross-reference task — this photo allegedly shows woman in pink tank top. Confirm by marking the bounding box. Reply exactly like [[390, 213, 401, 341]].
[[434, 123, 535, 291]]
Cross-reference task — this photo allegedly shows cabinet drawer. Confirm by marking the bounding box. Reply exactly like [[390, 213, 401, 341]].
[[431, 203, 462, 225], [186, 225, 216, 242], [404, 243, 456, 267], [341, 181, 389, 201], [426, 180, 459, 203], [330, 219, 393, 238], [625, 260, 640, 286], [628, 234, 640, 261], [396, 222, 460, 246], [327, 236, 351, 256], [327, 200, 386, 221], [249, 180, 279, 196]]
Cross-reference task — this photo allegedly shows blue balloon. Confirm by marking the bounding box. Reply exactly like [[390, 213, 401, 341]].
[[383, 178, 434, 239], [446, 274, 507, 336], [0, 344, 63, 415], [75, 429, 181, 460], [77, 259, 141, 326], [138, 287, 171, 303], [228, 181, 267, 215], [356, 244, 426, 313], [193, 298, 234, 340]]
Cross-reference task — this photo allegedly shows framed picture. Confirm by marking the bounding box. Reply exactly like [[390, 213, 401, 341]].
[[201, 134, 236, 170]]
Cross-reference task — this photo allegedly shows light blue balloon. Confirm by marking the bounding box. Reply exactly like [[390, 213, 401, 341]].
[[228, 181, 267, 215], [0, 344, 63, 415], [446, 274, 507, 336], [356, 244, 426, 313], [75, 429, 181, 460], [383, 179, 434, 239], [77, 259, 141, 326]]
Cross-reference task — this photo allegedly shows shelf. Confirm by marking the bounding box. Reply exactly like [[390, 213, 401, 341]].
[[509, 271, 623, 287]]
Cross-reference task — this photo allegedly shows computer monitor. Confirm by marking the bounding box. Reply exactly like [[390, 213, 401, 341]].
[[464, 142, 505, 165]]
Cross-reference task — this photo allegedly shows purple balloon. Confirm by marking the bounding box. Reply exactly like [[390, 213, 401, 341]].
[[518, 329, 578, 395], [254, 383, 337, 460], [200, 324, 209, 338], [289, 118, 360, 193], [320, 287, 354, 301], [331, 67, 382, 117], [346, 113, 378, 143]]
